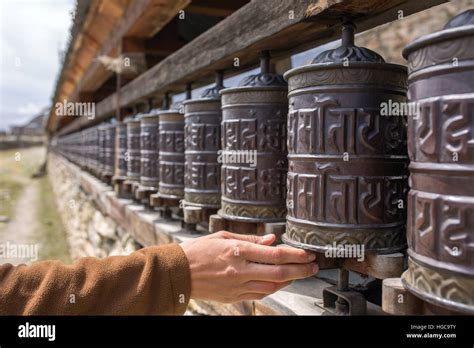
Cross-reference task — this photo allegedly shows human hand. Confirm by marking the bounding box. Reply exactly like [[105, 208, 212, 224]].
[[180, 231, 318, 303]]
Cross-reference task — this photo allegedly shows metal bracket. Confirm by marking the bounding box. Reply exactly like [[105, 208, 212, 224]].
[[323, 285, 367, 315], [322, 268, 367, 315]]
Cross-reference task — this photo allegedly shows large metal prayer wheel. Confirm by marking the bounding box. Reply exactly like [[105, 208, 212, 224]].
[[78, 130, 85, 169], [219, 52, 288, 223], [139, 110, 160, 190], [182, 72, 224, 209], [157, 105, 185, 200], [98, 125, 106, 177], [88, 126, 99, 176], [85, 128, 92, 172], [94, 125, 101, 176], [282, 22, 409, 253], [103, 124, 116, 178], [125, 118, 141, 182], [401, 10, 474, 314], [114, 122, 127, 179], [94, 126, 101, 176]]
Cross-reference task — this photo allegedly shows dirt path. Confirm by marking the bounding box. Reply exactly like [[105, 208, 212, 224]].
[[1, 181, 41, 264], [0, 146, 70, 265]]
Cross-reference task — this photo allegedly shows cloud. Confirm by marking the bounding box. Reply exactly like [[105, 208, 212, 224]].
[[0, 0, 75, 130], [17, 102, 44, 116]]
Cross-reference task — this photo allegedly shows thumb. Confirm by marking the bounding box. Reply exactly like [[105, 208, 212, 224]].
[[219, 231, 276, 245]]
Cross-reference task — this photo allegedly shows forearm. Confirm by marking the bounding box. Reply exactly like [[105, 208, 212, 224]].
[[0, 244, 191, 315]]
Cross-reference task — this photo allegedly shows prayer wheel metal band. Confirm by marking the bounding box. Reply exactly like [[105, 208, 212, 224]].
[[140, 113, 160, 189], [219, 52, 288, 223], [103, 124, 116, 176], [158, 109, 185, 199], [282, 22, 409, 253], [183, 74, 223, 209], [401, 10, 474, 314], [115, 123, 127, 178], [126, 118, 141, 182]]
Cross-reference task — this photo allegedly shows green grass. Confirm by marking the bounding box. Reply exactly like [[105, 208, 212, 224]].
[[0, 149, 30, 223], [0, 180, 23, 221], [34, 175, 71, 263]]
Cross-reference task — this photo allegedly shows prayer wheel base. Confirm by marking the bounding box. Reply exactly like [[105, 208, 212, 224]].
[[122, 180, 136, 195], [135, 185, 157, 206], [183, 203, 217, 226], [152, 196, 181, 207], [383, 276, 472, 315], [112, 177, 132, 199], [209, 214, 285, 243], [283, 221, 407, 255], [100, 173, 112, 186], [401, 258, 474, 315]]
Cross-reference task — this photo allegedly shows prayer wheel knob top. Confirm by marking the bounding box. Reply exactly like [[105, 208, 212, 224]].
[[158, 103, 180, 115], [312, 22, 384, 64], [403, 9, 474, 65], [124, 115, 140, 123], [141, 108, 160, 118], [237, 51, 287, 87], [444, 9, 474, 29], [199, 70, 225, 99]]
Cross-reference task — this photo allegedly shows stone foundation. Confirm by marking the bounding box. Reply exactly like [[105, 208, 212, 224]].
[[48, 154, 142, 260]]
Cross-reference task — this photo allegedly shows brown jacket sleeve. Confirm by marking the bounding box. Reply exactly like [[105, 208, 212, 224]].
[[0, 244, 191, 315]]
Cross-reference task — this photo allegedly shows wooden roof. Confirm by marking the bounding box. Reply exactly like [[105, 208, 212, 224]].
[[48, 0, 194, 133]]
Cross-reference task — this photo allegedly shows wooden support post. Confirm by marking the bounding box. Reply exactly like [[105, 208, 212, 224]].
[[264, 222, 286, 244], [183, 206, 203, 224], [310, 252, 405, 278], [382, 278, 424, 315], [209, 214, 227, 233], [149, 193, 161, 207], [342, 253, 405, 280], [122, 180, 134, 194]]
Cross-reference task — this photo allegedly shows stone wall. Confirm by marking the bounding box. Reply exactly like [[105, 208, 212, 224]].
[[48, 155, 141, 260], [357, 0, 472, 65]]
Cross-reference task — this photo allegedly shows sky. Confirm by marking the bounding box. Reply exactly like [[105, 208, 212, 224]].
[[0, 0, 75, 131]]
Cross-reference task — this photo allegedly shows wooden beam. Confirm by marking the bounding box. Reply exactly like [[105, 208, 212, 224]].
[[127, 0, 190, 38], [123, 20, 185, 57], [186, 0, 249, 17], [57, 0, 446, 135], [70, 0, 189, 104]]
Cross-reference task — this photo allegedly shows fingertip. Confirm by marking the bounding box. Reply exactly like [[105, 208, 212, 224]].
[[259, 234, 275, 245]]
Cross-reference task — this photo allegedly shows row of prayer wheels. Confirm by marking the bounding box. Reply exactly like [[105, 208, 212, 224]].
[[53, 10, 474, 315], [54, 123, 115, 181]]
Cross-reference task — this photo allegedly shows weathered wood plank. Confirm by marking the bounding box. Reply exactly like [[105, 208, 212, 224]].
[[57, 0, 446, 135]]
